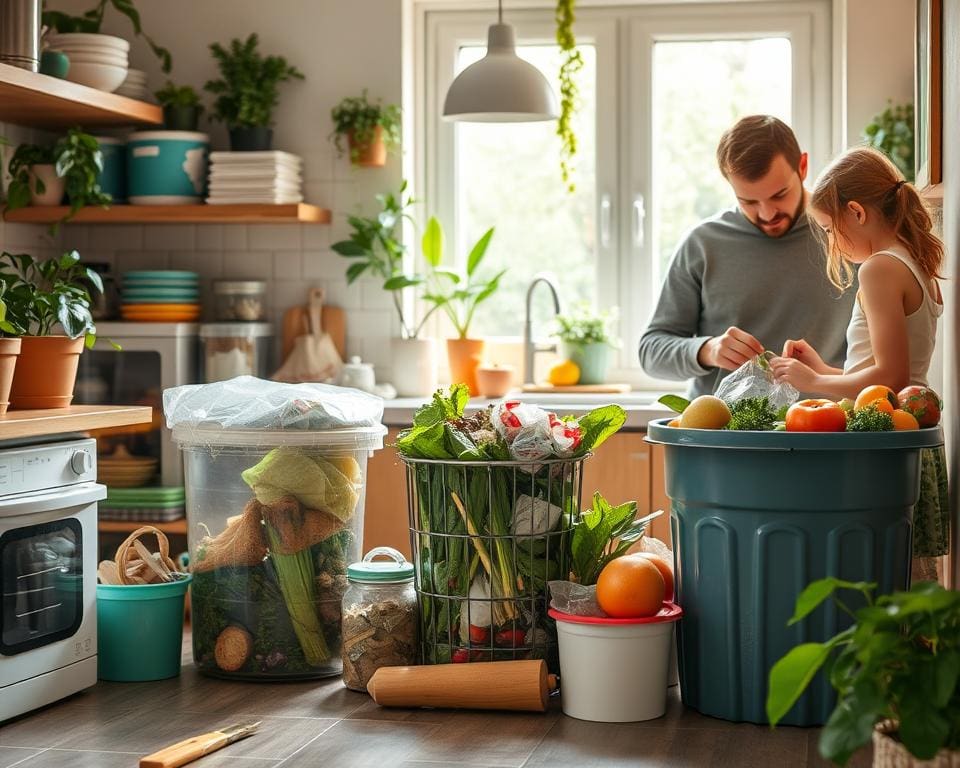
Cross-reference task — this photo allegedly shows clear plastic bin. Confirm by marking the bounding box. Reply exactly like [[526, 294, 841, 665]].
[[173, 424, 386, 680]]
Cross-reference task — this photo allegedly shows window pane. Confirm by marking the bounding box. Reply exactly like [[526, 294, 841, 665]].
[[651, 38, 792, 291], [454, 44, 597, 337]]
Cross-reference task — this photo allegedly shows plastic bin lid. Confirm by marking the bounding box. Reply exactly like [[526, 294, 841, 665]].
[[173, 423, 387, 450], [646, 417, 944, 451], [549, 602, 683, 625], [199, 322, 273, 339]]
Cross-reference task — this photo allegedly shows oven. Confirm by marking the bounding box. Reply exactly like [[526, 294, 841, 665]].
[[0, 437, 103, 722]]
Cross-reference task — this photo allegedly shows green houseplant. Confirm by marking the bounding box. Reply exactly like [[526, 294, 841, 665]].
[[0, 250, 104, 409], [205, 34, 304, 151], [767, 578, 960, 767], [155, 81, 204, 131], [862, 101, 915, 182], [556, 0, 582, 192], [42, 0, 172, 73], [330, 90, 402, 167], [555, 303, 618, 385]]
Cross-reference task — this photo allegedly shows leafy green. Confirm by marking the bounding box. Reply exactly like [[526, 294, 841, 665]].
[[726, 396, 778, 431], [154, 81, 203, 109], [846, 405, 894, 432], [570, 493, 660, 585], [330, 89, 402, 163], [578, 405, 627, 453], [767, 580, 960, 764], [555, 303, 618, 347], [658, 394, 690, 414]]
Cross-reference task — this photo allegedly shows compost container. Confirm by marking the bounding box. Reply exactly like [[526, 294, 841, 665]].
[[164, 377, 386, 680], [645, 419, 943, 726]]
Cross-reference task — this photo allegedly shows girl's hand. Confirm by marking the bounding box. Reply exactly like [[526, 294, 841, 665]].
[[770, 356, 822, 392], [782, 339, 828, 373]]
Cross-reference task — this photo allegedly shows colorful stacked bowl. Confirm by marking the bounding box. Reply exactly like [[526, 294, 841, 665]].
[[120, 270, 200, 322]]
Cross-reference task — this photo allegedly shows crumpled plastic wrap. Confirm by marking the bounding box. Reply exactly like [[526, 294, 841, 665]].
[[492, 401, 581, 462], [511, 495, 563, 536], [163, 376, 384, 433], [548, 580, 607, 617], [715, 353, 798, 411]]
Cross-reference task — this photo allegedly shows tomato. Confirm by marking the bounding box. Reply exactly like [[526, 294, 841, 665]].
[[897, 386, 942, 427], [468, 624, 490, 644], [494, 629, 527, 647], [785, 399, 848, 432], [451, 648, 471, 663]]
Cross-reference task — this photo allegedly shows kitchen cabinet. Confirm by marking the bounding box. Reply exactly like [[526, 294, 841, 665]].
[[362, 430, 672, 560]]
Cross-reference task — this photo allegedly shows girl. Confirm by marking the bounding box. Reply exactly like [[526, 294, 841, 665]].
[[770, 147, 947, 581]]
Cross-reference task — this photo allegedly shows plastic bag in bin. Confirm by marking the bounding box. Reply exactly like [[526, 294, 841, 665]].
[[548, 580, 607, 617], [492, 401, 582, 462], [714, 352, 798, 411]]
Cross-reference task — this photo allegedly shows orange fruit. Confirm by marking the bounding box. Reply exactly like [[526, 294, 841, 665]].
[[548, 359, 580, 386], [890, 409, 920, 431], [667, 417, 681, 428], [596, 555, 665, 618], [855, 385, 898, 412], [679, 395, 731, 429], [634, 552, 675, 601]]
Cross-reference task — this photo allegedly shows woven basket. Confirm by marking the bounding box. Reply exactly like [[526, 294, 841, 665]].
[[873, 722, 960, 767]]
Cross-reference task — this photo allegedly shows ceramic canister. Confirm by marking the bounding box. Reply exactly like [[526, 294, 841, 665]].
[[95, 136, 125, 202], [126, 131, 209, 204]]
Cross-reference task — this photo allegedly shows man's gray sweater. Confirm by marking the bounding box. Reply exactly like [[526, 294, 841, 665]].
[[638, 207, 855, 398]]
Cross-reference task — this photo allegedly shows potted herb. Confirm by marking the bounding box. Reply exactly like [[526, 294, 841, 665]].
[[155, 81, 204, 131], [862, 101, 914, 183], [0, 250, 104, 409], [767, 578, 960, 767], [6, 129, 112, 223], [0, 282, 22, 415], [204, 34, 304, 152], [330, 90, 402, 167], [42, 0, 172, 73], [331, 182, 441, 397], [420, 217, 503, 396], [555, 304, 619, 385]]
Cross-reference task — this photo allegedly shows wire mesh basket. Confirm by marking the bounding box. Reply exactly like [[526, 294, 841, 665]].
[[403, 455, 586, 670]]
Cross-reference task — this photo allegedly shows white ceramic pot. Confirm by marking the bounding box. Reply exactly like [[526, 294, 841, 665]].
[[27, 165, 65, 206], [392, 337, 438, 397]]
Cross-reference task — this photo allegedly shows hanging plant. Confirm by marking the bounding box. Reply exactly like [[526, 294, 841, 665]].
[[556, 0, 582, 193]]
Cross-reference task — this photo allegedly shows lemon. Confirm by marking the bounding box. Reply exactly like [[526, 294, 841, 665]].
[[548, 359, 580, 386], [679, 395, 731, 429]]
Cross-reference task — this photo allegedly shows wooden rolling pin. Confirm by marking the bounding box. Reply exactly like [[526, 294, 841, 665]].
[[367, 659, 557, 712]]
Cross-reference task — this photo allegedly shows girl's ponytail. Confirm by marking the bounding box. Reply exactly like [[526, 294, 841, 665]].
[[891, 181, 944, 280]]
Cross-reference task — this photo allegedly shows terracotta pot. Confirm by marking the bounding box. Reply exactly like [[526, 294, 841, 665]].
[[446, 338, 485, 396], [348, 125, 387, 167], [0, 338, 22, 415], [28, 164, 66, 206], [873, 721, 960, 767], [10, 336, 85, 410], [475, 364, 515, 399]]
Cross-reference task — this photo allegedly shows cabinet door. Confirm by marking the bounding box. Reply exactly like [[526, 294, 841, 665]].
[[362, 429, 412, 559]]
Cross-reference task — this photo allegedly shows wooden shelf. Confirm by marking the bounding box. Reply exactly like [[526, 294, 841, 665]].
[[3, 203, 331, 225], [0, 404, 153, 441], [0, 62, 162, 129], [99, 518, 186, 535]]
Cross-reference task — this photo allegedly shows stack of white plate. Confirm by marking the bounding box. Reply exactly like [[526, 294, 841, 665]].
[[45, 32, 129, 92], [114, 68, 149, 101], [206, 151, 303, 205]]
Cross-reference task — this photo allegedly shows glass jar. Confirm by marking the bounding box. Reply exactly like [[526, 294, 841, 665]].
[[199, 323, 273, 382], [341, 547, 417, 692], [213, 280, 267, 322]]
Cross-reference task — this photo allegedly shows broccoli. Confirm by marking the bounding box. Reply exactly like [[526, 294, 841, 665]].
[[846, 405, 894, 432], [726, 396, 778, 431]]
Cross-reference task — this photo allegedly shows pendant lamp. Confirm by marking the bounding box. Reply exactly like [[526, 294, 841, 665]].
[[442, 0, 558, 122]]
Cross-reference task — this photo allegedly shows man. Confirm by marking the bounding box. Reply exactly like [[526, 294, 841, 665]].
[[638, 115, 855, 398]]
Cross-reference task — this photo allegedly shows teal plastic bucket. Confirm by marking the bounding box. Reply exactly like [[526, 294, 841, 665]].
[[645, 420, 943, 726], [126, 131, 209, 204], [94, 136, 125, 202], [97, 574, 192, 681], [559, 341, 610, 385]]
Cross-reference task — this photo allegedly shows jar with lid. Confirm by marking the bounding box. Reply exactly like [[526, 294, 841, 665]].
[[341, 547, 417, 692], [213, 280, 267, 321]]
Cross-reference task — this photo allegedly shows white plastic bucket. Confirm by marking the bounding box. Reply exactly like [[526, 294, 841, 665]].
[[550, 604, 682, 722]]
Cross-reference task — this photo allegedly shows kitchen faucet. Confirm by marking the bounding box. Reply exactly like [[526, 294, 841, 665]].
[[523, 273, 562, 385]]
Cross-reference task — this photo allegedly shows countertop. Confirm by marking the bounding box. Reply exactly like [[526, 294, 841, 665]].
[[382, 392, 674, 429]]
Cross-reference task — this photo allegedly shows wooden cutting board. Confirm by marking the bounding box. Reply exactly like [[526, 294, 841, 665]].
[[280, 304, 347, 361], [521, 383, 632, 394]]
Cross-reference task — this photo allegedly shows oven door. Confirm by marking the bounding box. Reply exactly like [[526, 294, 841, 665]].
[[0, 483, 104, 687]]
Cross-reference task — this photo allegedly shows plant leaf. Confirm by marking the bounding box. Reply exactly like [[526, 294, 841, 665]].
[[658, 394, 690, 414], [422, 216, 443, 267], [383, 275, 422, 291], [466, 227, 494, 276], [788, 578, 876, 625], [766, 642, 833, 726], [577, 405, 627, 453]]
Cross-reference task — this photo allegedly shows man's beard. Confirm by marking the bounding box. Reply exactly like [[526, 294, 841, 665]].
[[750, 193, 805, 238]]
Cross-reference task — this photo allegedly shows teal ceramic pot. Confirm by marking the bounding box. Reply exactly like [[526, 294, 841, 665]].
[[94, 136, 125, 202], [40, 50, 70, 79], [229, 126, 273, 151], [126, 131, 209, 204], [559, 341, 610, 385]]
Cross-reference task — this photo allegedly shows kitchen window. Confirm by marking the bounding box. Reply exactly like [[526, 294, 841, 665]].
[[418, 1, 832, 386]]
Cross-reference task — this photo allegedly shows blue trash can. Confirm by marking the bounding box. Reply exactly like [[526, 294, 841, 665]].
[[645, 419, 943, 726]]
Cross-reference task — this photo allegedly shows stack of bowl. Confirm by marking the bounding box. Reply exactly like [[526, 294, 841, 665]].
[[115, 68, 149, 101], [120, 270, 200, 322], [98, 445, 159, 488], [45, 33, 129, 92]]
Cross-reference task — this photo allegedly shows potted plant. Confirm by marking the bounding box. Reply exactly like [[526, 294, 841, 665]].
[[767, 578, 960, 767], [420, 217, 503, 396], [155, 81, 204, 131], [331, 182, 442, 397], [330, 90, 402, 168], [555, 303, 619, 385], [862, 101, 914, 182], [204, 34, 304, 152], [6, 129, 112, 224], [0, 283, 22, 416], [42, 0, 172, 73], [0, 250, 104, 410]]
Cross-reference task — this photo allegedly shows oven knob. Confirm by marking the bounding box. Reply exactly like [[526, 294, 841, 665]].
[[70, 450, 93, 476]]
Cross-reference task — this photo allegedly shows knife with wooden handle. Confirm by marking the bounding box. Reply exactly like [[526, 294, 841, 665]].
[[139, 721, 260, 768]]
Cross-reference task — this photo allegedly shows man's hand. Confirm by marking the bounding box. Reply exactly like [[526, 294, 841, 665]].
[[697, 327, 764, 371]]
